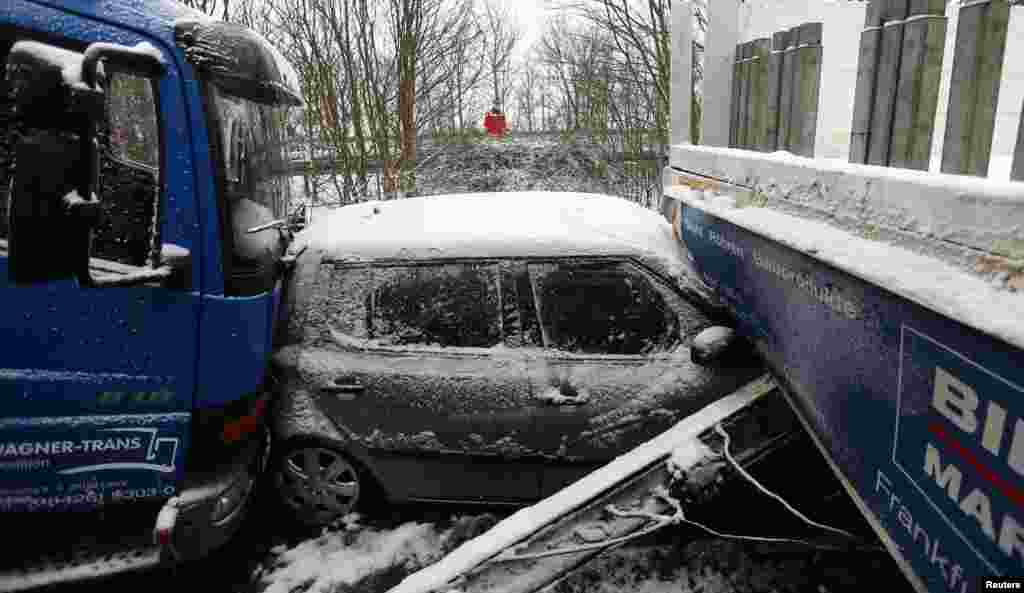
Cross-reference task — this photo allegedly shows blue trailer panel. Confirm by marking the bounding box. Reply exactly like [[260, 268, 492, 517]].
[[667, 188, 1023, 593]]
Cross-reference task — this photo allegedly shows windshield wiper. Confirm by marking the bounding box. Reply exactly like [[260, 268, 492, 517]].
[[245, 219, 289, 234], [246, 204, 307, 235]]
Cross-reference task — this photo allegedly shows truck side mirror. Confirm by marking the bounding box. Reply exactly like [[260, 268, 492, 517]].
[[6, 41, 104, 285], [5, 40, 166, 287]]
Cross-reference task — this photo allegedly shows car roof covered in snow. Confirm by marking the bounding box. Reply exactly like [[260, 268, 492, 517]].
[[291, 192, 688, 265]]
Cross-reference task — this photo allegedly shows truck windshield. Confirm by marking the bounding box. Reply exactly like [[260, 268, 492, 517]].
[[212, 85, 295, 221], [209, 84, 298, 294]]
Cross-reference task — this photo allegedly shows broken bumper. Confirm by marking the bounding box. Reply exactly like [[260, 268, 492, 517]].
[[157, 425, 269, 561]]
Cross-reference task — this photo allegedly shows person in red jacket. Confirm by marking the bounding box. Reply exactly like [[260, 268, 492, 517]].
[[483, 104, 507, 137]]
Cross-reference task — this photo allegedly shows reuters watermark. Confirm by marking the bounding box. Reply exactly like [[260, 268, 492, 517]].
[[983, 578, 1024, 590]]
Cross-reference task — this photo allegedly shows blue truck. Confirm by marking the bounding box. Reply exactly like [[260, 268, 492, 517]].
[[0, 0, 302, 588]]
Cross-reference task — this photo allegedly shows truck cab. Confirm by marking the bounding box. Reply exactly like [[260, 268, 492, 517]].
[[0, 0, 301, 586]]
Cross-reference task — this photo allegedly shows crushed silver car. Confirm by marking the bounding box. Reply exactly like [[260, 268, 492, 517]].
[[269, 192, 763, 526]]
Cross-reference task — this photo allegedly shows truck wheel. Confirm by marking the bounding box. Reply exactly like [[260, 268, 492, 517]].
[[271, 438, 365, 528]]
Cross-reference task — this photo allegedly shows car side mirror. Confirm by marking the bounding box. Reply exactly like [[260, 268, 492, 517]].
[[6, 40, 166, 287], [691, 326, 757, 366]]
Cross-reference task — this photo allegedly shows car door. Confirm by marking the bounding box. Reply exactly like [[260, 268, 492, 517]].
[[301, 260, 542, 503], [521, 259, 764, 497], [0, 34, 198, 511]]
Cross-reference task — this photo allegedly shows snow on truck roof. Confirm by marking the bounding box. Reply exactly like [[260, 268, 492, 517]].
[[292, 192, 687, 265]]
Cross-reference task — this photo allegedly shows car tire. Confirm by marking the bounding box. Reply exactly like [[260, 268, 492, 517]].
[[270, 437, 375, 528]]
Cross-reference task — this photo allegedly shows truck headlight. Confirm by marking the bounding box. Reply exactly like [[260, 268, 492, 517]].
[[210, 474, 252, 524]]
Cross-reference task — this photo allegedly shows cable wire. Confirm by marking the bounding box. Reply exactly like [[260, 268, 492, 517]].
[[713, 422, 862, 541]]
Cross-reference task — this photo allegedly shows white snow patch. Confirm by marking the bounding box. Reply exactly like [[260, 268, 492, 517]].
[[256, 521, 447, 593], [290, 192, 689, 276], [666, 439, 713, 481], [672, 143, 1024, 199], [10, 41, 95, 90], [85, 42, 166, 66], [668, 142, 1024, 273], [12, 41, 165, 93]]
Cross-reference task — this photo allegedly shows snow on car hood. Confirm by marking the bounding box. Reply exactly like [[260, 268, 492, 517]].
[[289, 192, 688, 268]]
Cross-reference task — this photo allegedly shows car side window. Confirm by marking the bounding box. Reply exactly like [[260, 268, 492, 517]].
[[305, 264, 375, 344], [369, 263, 502, 348], [527, 261, 681, 355]]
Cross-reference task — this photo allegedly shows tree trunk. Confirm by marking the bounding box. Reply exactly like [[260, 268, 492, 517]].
[[382, 159, 400, 195], [399, 29, 417, 193]]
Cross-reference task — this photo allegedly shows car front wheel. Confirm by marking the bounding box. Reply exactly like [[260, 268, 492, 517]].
[[272, 439, 362, 527]]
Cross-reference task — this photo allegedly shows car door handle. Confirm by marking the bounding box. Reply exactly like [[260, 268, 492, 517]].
[[320, 378, 365, 397], [536, 386, 590, 405], [542, 395, 588, 405]]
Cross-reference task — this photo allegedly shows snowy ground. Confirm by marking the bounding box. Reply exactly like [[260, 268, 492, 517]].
[[250, 510, 910, 593], [252, 513, 500, 593]]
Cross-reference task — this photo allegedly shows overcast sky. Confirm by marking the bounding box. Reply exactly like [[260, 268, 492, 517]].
[[488, 0, 559, 60]]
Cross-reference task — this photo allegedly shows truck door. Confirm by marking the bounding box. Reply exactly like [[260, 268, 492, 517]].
[[0, 36, 198, 511]]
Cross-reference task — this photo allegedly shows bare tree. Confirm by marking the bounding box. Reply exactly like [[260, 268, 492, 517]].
[[414, 0, 486, 134], [514, 54, 541, 132], [389, 0, 420, 191], [382, 0, 483, 192], [536, 19, 619, 134], [216, 0, 494, 201], [479, 0, 521, 110], [537, 17, 582, 129], [553, 0, 671, 150]]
